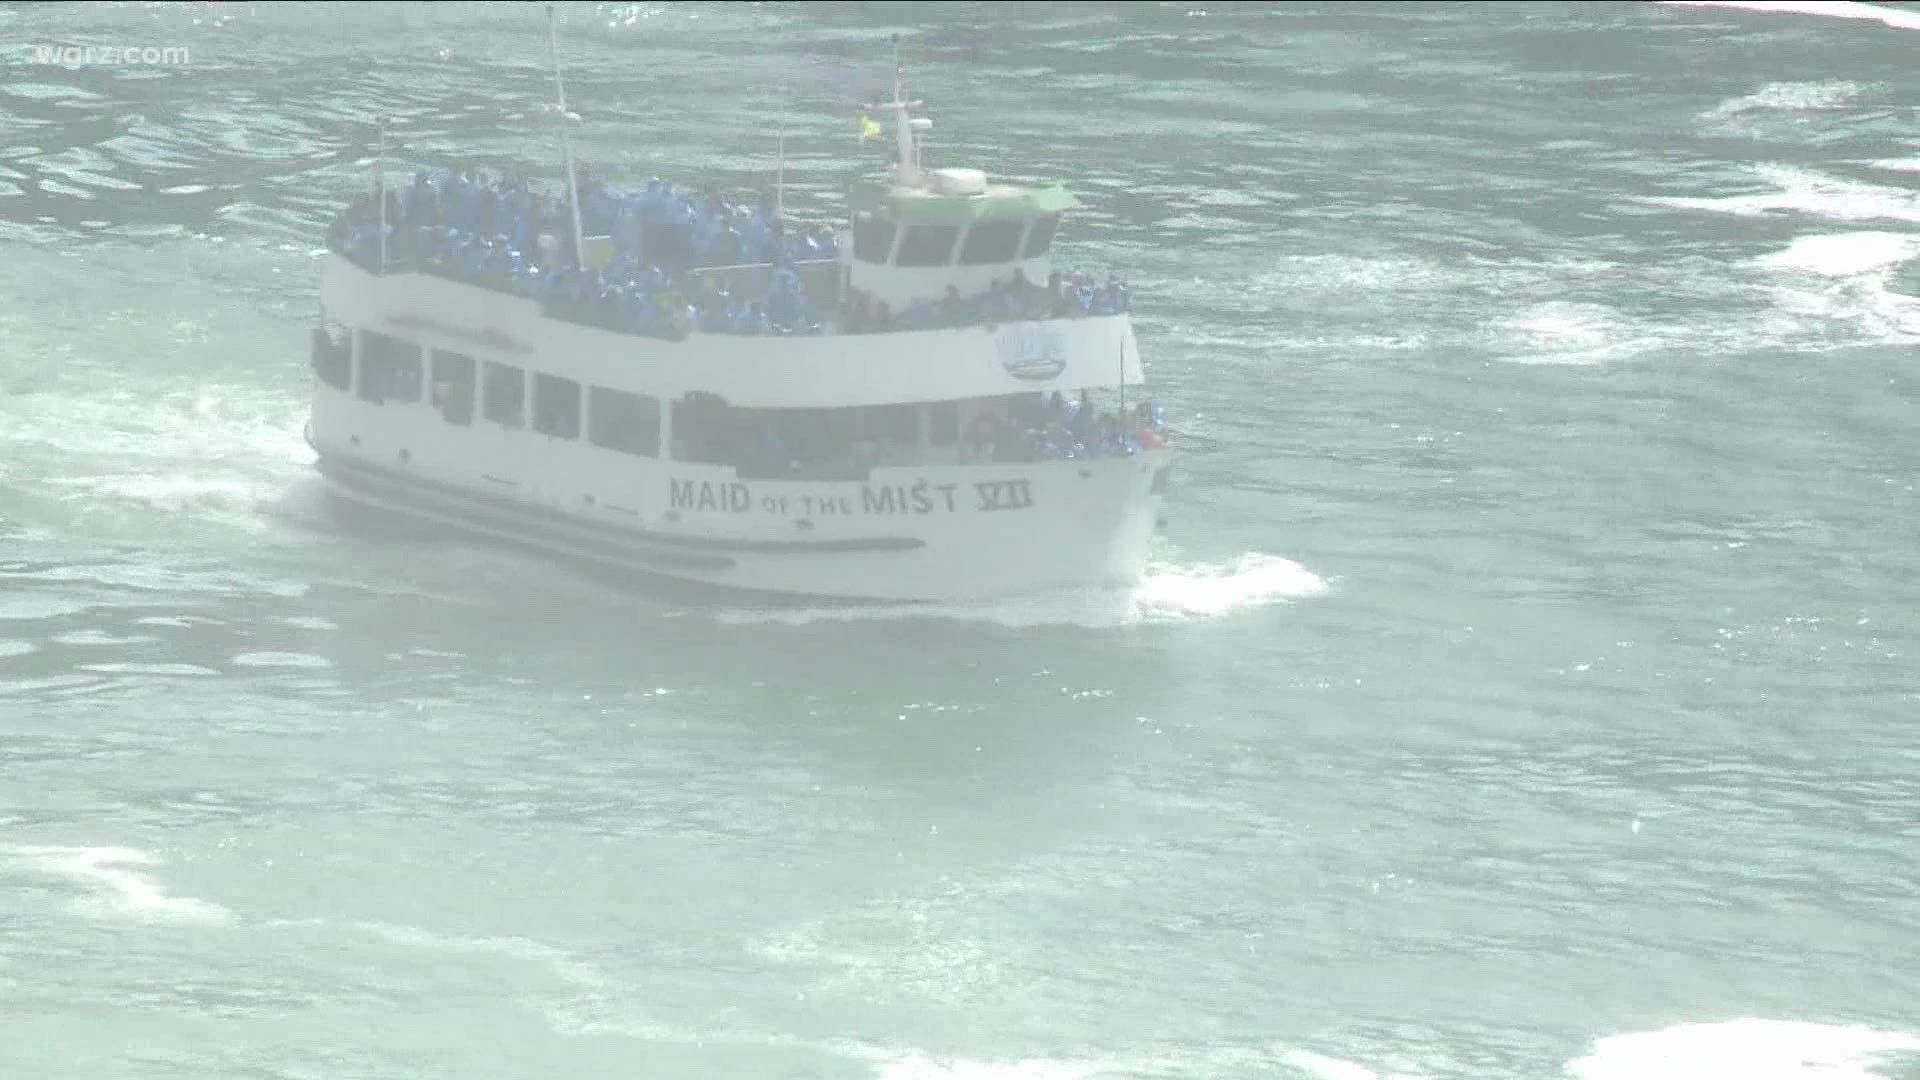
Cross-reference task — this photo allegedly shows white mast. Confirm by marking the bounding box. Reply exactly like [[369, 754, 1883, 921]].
[[546, 3, 586, 271], [862, 34, 925, 189]]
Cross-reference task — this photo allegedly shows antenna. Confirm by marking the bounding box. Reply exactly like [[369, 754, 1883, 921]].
[[546, 3, 586, 271], [375, 118, 388, 272], [775, 88, 787, 223]]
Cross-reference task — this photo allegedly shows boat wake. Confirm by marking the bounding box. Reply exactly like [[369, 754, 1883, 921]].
[[1657, 0, 1920, 32], [7, 863, 1914, 1080], [709, 552, 1328, 629]]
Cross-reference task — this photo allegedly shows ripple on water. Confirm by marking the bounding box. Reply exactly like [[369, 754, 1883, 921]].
[[0, 594, 92, 621], [74, 662, 221, 677], [48, 630, 164, 646], [230, 651, 333, 670]]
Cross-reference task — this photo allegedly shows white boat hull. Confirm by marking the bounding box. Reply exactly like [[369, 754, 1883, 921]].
[[309, 254, 1171, 602], [305, 407, 1169, 603]]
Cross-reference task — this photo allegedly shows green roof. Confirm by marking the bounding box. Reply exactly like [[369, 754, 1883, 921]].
[[852, 179, 1080, 226]]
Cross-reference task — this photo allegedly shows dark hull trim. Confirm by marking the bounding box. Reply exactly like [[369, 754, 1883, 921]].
[[312, 451, 927, 564], [323, 487, 925, 607]]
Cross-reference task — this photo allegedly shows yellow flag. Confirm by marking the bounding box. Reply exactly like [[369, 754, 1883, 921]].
[[858, 114, 882, 141]]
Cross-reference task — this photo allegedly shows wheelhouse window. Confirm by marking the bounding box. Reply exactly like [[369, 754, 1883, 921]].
[[357, 330, 421, 404], [588, 387, 660, 457], [958, 219, 1024, 265], [895, 225, 958, 268], [1020, 213, 1058, 259], [533, 374, 581, 440], [430, 349, 475, 426], [482, 361, 524, 427], [852, 212, 897, 263]]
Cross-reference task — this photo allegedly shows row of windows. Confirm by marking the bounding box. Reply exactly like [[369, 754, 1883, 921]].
[[345, 331, 976, 466], [353, 331, 661, 456], [852, 213, 1056, 268]]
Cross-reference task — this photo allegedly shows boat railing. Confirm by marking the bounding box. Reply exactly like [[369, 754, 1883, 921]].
[[328, 214, 1130, 340], [690, 259, 843, 308]]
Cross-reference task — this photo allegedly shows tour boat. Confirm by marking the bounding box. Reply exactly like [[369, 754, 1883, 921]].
[[303, 31, 1172, 603]]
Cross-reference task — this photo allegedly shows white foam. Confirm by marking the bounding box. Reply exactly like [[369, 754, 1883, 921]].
[[1128, 552, 1329, 620], [6, 845, 232, 925], [1569, 1019, 1920, 1080], [712, 552, 1326, 629], [1642, 164, 1920, 226], [1705, 80, 1870, 124], [1490, 302, 1672, 366], [1657, 0, 1920, 31], [874, 1056, 1113, 1080], [868, 1045, 1419, 1080], [1759, 231, 1920, 278], [1275, 1050, 1393, 1080], [1754, 232, 1920, 342], [15, 385, 309, 534]]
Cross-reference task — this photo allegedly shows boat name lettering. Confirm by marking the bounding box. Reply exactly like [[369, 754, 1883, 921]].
[[974, 479, 1035, 512], [670, 479, 753, 513], [669, 478, 1026, 516]]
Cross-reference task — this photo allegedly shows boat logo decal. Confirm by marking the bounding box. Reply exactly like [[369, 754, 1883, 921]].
[[995, 324, 1068, 381]]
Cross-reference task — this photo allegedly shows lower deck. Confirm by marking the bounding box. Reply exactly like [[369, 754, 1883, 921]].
[[305, 392, 1171, 600]]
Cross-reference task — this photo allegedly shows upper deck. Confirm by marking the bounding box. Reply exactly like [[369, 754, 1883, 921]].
[[322, 45, 1147, 410], [320, 251, 1141, 410], [326, 163, 1130, 339]]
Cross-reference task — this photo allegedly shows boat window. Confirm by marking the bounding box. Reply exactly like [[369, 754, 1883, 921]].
[[852, 213, 896, 263], [670, 395, 736, 466], [533, 374, 581, 440], [958, 220, 1025, 265], [588, 387, 660, 458], [482, 361, 524, 427], [863, 404, 919, 446], [310, 327, 352, 391], [430, 349, 475, 426], [1020, 213, 1058, 259], [928, 401, 959, 446], [895, 225, 958, 268], [357, 330, 421, 404]]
